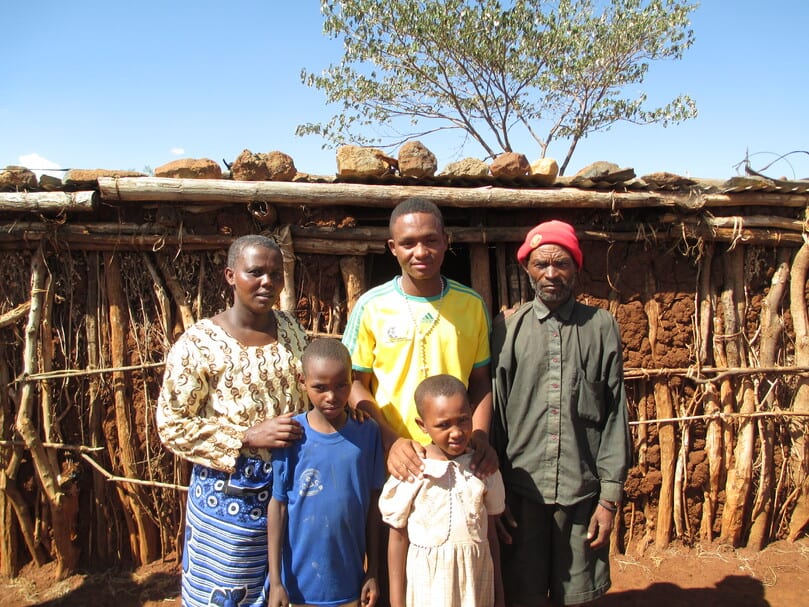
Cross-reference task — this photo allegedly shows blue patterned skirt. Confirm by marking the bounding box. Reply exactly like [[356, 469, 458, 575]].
[[181, 456, 273, 607]]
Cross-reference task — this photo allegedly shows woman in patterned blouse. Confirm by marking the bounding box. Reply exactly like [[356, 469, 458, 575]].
[[156, 234, 309, 607]]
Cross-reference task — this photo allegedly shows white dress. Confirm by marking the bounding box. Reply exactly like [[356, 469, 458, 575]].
[[379, 453, 506, 607]]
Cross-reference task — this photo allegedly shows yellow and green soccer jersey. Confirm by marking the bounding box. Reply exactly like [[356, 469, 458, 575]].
[[342, 277, 491, 444]]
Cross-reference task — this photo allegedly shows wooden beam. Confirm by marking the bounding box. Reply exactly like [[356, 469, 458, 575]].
[[0, 191, 96, 213], [97, 177, 809, 210], [1, 220, 804, 252]]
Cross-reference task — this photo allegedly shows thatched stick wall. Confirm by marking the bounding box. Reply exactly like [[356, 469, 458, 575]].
[[1, 176, 809, 578]]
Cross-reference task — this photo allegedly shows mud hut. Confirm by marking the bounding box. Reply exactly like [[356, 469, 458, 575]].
[[1, 152, 808, 579]]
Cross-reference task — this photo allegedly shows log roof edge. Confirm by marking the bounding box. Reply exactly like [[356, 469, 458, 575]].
[[94, 176, 809, 210]]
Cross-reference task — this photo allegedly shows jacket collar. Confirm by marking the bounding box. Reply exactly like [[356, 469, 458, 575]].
[[532, 294, 575, 322]]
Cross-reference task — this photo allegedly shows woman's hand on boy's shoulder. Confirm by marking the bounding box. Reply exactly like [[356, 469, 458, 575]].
[[243, 412, 303, 450]]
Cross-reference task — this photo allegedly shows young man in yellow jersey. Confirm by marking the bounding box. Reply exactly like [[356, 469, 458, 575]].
[[342, 198, 497, 480]]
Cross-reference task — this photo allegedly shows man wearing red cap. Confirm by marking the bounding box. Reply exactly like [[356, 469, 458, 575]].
[[492, 220, 631, 606]]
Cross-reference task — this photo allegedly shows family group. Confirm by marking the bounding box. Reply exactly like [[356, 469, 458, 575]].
[[156, 198, 631, 607]]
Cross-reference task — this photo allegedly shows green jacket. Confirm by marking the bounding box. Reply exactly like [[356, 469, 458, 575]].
[[492, 296, 631, 505]]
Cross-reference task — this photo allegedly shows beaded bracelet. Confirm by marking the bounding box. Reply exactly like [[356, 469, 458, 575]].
[[598, 499, 618, 512]]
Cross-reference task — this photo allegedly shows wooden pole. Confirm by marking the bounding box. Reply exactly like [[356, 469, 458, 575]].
[[788, 242, 809, 540], [97, 176, 809, 210], [748, 252, 790, 548], [697, 245, 722, 541], [339, 256, 366, 317], [696, 244, 714, 366], [84, 251, 111, 561], [713, 252, 736, 496], [720, 379, 756, 546], [719, 247, 752, 545], [155, 252, 195, 332], [700, 384, 722, 540], [13, 245, 79, 578], [0, 346, 20, 576], [273, 225, 298, 313], [654, 379, 676, 549], [2, 221, 808, 252], [104, 252, 160, 564], [143, 253, 173, 343], [469, 244, 493, 316], [495, 245, 509, 312], [0, 190, 96, 213]]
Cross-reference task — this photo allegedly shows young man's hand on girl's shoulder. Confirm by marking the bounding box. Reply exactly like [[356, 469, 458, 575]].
[[468, 430, 499, 478]]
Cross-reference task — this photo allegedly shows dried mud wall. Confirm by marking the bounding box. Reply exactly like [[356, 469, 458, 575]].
[[1, 192, 809, 579]]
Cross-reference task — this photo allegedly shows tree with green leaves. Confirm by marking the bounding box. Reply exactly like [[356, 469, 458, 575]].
[[298, 0, 697, 175]]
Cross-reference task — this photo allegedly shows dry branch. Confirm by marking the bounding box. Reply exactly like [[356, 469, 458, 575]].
[[0, 301, 31, 329], [662, 213, 806, 231], [0, 440, 104, 452], [624, 364, 809, 382], [79, 454, 188, 492]]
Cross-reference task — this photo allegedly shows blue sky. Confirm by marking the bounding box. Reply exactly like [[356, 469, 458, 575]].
[[2, 1, 808, 180]]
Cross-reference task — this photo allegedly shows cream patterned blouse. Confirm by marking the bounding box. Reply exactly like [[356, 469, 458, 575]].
[[156, 312, 309, 473]]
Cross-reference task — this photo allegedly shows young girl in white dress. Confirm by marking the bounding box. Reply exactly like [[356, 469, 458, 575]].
[[379, 374, 505, 607]]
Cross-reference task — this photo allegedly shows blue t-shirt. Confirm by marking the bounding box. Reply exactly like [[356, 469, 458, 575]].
[[271, 413, 385, 605]]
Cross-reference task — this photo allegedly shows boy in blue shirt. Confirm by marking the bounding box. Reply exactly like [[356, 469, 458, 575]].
[[268, 338, 385, 607]]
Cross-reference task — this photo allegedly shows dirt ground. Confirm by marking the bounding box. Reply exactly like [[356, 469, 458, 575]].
[[2, 538, 807, 607]]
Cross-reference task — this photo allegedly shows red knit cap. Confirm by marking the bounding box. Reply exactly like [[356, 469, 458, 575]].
[[516, 220, 583, 268]]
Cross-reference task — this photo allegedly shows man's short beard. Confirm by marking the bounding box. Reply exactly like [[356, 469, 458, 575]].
[[529, 274, 575, 306]]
